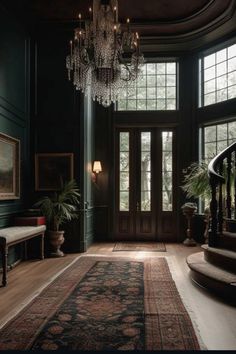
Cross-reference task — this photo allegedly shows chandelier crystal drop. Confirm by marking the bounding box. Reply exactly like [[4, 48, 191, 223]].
[[66, 0, 145, 107]]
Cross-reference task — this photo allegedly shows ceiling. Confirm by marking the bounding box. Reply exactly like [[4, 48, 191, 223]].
[[1, 0, 236, 49]]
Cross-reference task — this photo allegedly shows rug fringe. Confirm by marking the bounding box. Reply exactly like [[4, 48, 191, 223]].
[[166, 256, 208, 350]]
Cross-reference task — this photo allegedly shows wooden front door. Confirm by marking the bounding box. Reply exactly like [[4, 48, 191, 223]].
[[114, 128, 177, 241]]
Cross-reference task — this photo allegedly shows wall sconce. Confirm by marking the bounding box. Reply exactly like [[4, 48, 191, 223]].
[[92, 160, 102, 183]]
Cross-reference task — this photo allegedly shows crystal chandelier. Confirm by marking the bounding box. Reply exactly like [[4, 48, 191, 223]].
[[66, 0, 144, 107]]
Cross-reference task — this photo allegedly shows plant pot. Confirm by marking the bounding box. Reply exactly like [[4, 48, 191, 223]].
[[48, 230, 65, 257]]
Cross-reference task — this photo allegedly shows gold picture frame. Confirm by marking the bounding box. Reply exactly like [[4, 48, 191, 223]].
[[35, 153, 74, 191], [0, 132, 20, 200]]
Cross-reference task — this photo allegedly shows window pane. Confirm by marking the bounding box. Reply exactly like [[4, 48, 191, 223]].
[[204, 92, 216, 106], [137, 100, 146, 110], [228, 57, 236, 72], [167, 87, 176, 98], [205, 66, 215, 81], [204, 53, 216, 68], [217, 140, 228, 153], [147, 63, 156, 74], [204, 79, 215, 94], [127, 100, 136, 110], [228, 71, 236, 86], [205, 142, 216, 159], [141, 191, 151, 211], [166, 75, 176, 86], [147, 100, 156, 110], [228, 121, 236, 139], [157, 75, 165, 86], [137, 87, 146, 99], [141, 132, 151, 211], [217, 124, 227, 140], [147, 76, 156, 86], [167, 63, 176, 74], [216, 49, 226, 63], [147, 87, 156, 99], [216, 62, 227, 76], [120, 152, 129, 171], [157, 87, 165, 98], [120, 172, 129, 190], [120, 132, 129, 150], [120, 192, 129, 211], [205, 126, 216, 142], [162, 132, 173, 211], [228, 44, 236, 58], [162, 191, 172, 211], [119, 133, 129, 211], [156, 99, 166, 110], [216, 75, 227, 90], [156, 63, 166, 74], [228, 85, 236, 99], [216, 89, 227, 102], [166, 99, 176, 110]]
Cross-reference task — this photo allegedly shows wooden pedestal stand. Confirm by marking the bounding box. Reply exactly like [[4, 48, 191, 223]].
[[181, 203, 197, 246]]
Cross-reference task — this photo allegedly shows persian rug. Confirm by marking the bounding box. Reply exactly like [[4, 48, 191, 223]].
[[113, 242, 166, 252], [0, 256, 200, 350]]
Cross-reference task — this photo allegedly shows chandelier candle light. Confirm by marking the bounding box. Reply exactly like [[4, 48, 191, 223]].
[[66, 0, 144, 107]]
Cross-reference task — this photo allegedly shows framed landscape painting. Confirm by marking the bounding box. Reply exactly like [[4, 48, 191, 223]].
[[35, 153, 74, 191], [0, 132, 20, 200]]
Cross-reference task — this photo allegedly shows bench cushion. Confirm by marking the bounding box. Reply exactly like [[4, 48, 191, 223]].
[[0, 226, 46, 245]]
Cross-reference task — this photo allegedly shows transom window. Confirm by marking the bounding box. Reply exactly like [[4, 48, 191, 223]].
[[199, 43, 236, 107], [117, 62, 177, 111]]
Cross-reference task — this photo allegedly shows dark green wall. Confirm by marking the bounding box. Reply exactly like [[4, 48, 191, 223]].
[[0, 4, 30, 262], [31, 24, 95, 252]]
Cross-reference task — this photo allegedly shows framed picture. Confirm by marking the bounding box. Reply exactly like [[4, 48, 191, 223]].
[[35, 153, 74, 191], [0, 132, 20, 200]]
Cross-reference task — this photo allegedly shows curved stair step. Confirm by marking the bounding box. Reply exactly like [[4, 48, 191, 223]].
[[186, 252, 236, 300], [219, 232, 236, 252], [201, 244, 236, 274]]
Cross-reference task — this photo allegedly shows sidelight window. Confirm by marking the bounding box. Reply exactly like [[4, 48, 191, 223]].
[[162, 132, 173, 211], [119, 132, 130, 211], [141, 132, 151, 211]]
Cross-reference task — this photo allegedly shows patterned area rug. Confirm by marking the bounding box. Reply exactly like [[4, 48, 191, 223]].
[[113, 242, 166, 252], [0, 256, 200, 350]]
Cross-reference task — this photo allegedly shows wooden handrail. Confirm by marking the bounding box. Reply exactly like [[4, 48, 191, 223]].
[[207, 141, 236, 247], [208, 142, 236, 183]]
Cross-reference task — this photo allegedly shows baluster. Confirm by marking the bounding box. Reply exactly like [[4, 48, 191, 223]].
[[234, 150, 236, 219], [218, 161, 223, 233], [226, 154, 232, 219], [209, 177, 218, 247]]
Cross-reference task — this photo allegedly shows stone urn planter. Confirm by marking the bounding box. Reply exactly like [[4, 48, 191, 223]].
[[48, 230, 65, 257]]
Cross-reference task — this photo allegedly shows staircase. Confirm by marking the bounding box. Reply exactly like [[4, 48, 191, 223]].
[[187, 142, 236, 300]]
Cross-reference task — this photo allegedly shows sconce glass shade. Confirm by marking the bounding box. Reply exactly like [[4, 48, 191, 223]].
[[93, 161, 102, 173]]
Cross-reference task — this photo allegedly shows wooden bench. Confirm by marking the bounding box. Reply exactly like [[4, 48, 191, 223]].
[[0, 225, 46, 286]]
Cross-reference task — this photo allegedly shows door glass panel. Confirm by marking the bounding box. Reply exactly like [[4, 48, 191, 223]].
[[119, 132, 129, 211], [141, 132, 151, 211], [162, 132, 173, 211]]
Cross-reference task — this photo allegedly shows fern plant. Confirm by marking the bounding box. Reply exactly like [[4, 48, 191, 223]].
[[181, 161, 211, 200], [34, 180, 80, 231]]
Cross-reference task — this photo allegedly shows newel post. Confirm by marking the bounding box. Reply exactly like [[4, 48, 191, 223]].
[[208, 176, 218, 247]]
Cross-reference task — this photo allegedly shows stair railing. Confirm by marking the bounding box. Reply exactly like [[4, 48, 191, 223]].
[[208, 142, 236, 247]]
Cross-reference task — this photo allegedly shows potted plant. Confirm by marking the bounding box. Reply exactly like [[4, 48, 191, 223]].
[[181, 161, 211, 243], [34, 179, 80, 257]]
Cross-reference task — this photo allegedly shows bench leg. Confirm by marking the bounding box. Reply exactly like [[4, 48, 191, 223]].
[[40, 233, 44, 260], [1, 245, 8, 287]]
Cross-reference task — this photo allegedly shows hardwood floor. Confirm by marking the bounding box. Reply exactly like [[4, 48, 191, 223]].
[[0, 242, 236, 350]]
